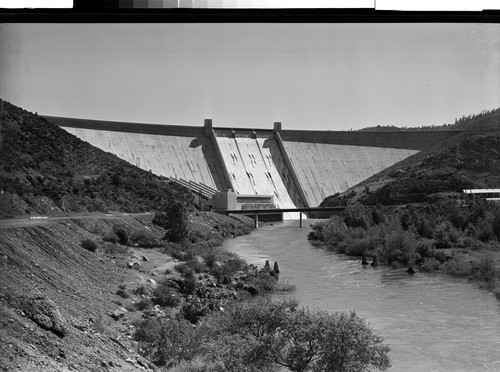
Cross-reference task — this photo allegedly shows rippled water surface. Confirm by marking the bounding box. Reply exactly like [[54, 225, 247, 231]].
[[222, 220, 500, 372]]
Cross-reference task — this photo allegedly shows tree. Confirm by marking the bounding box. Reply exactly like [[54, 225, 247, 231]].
[[152, 200, 189, 242], [205, 299, 391, 372]]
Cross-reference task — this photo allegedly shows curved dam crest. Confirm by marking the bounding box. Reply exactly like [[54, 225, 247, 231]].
[[44, 116, 461, 214]]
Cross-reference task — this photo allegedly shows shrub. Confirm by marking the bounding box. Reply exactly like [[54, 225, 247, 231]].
[[245, 271, 278, 293], [134, 298, 153, 311], [433, 221, 461, 248], [153, 282, 182, 308], [345, 238, 370, 256], [204, 250, 218, 270], [174, 263, 194, 276], [134, 285, 150, 296], [113, 225, 129, 245], [102, 242, 129, 256], [135, 318, 201, 368], [181, 299, 209, 324], [179, 271, 197, 295], [210, 256, 247, 283], [130, 230, 160, 248], [308, 222, 324, 241], [431, 250, 448, 264], [343, 203, 371, 229], [102, 232, 119, 244], [81, 239, 97, 252], [116, 284, 129, 298], [420, 257, 441, 272], [174, 259, 207, 275], [441, 258, 473, 277], [162, 242, 196, 262], [471, 252, 498, 283], [203, 299, 391, 372], [134, 318, 163, 358], [416, 239, 434, 258]]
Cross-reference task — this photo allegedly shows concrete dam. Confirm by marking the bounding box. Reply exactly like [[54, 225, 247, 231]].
[[45, 116, 462, 215]]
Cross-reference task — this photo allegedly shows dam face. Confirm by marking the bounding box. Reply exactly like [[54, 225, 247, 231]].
[[45, 116, 462, 214]]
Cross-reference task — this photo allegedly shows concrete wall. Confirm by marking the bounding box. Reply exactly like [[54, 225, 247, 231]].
[[62, 127, 222, 190], [282, 141, 418, 207], [48, 115, 463, 218]]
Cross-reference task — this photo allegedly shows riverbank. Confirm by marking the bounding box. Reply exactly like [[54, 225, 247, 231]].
[[307, 202, 500, 299], [0, 211, 285, 371], [221, 219, 500, 372]]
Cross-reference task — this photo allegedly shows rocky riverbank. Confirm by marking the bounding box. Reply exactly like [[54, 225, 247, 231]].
[[0, 211, 285, 371]]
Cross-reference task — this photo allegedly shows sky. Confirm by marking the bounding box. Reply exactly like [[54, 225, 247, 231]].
[[0, 22, 498, 131]]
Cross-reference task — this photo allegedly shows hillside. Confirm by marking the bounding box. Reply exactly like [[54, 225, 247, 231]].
[[0, 211, 257, 372], [0, 99, 193, 218], [321, 109, 500, 206]]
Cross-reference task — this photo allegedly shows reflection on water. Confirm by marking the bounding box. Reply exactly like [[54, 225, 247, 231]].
[[222, 220, 500, 372]]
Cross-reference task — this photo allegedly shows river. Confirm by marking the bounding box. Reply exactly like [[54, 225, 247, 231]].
[[222, 220, 500, 372]]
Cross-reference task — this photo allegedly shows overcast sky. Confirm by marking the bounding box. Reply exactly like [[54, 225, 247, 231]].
[[0, 23, 498, 130]]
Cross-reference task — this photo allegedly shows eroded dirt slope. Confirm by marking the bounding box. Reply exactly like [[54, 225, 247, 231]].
[[0, 216, 166, 371]]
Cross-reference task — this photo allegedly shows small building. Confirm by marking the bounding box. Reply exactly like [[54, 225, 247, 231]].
[[463, 189, 500, 203], [203, 190, 276, 211], [203, 190, 282, 222]]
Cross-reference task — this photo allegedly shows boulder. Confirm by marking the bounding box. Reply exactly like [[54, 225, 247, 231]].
[[21, 296, 67, 337], [108, 308, 126, 321], [126, 261, 141, 269]]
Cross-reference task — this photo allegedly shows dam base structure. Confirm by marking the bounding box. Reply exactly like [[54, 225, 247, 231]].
[[45, 115, 462, 218]]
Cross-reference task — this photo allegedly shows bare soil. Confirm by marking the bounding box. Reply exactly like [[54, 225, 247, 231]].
[[0, 212, 254, 372]]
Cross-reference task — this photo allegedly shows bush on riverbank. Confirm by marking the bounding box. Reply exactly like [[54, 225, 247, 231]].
[[309, 201, 500, 286], [134, 298, 391, 371]]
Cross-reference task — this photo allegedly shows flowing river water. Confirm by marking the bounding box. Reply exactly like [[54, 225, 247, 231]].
[[221, 220, 500, 372]]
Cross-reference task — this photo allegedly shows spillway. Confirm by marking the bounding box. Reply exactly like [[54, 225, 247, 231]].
[[216, 135, 300, 219]]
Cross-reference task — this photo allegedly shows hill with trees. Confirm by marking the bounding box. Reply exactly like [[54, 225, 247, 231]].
[[359, 107, 499, 131], [314, 108, 500, 298], [322, 108, 500, 207], [0, 99, 193, 217]]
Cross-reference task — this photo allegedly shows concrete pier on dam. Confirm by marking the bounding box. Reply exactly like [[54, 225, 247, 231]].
[[45, 115, 462, 218]]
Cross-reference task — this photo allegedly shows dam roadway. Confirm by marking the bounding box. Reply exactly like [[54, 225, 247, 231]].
[[44, 115, 463, 213]]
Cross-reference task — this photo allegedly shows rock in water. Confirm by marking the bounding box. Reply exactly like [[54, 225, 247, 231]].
[[370, 256, 379, 267], [22, 296, 67, 337], [264, 260, 270, 271], [407, 266, 416, 274], [273, 261, 280, 274], [361, 255, 369, 265], [270, 261, 280, 278]]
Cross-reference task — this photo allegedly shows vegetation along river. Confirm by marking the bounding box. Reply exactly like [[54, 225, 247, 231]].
[[222, 220, 500, 372]]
